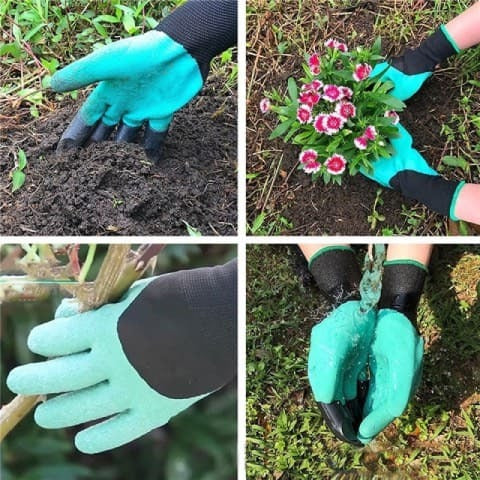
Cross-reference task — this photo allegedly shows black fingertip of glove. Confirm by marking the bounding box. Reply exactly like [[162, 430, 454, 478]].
[[379, 261, 427, 326], [390, 170, 460, 217], [56, 112, 96, 152], [317, 401, 363, 446], [143, 126, 168, 164], [115, 124, 141, 143], [86, 122, 115, 144], [309, 248, 362, 307], [391, 27, 458, 75]]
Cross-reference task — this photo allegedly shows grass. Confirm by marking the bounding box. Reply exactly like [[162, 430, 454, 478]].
[[246, 0, 480, 236], [246, 244, 480, 479]]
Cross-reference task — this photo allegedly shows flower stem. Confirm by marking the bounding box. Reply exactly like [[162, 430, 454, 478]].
[[78, 244, 97, 284]]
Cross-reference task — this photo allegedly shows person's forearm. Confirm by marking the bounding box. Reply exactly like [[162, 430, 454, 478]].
[[453, 183, 480, 224], [386, 244, 433, 267], [445, 1, 480, 50]]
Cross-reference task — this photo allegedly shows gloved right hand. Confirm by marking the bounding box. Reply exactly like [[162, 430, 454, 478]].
[[360, 123, 465, 219], [371, 25, 460, 100]]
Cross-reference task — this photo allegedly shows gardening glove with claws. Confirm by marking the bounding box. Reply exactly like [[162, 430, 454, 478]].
[[371, 25, 460, 101], [307, 246, 371, 446], [360, 123, 466, 219], [358, 259, 426, 444], [52, 0, 237, 163], [7, 260, 237, 454]]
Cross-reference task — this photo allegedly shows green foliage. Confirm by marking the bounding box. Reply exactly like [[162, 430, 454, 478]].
[[246, 245, 480, 479], [11, 149, 27, 193]]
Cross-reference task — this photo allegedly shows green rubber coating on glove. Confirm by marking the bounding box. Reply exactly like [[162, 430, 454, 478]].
[[6, 278, 208, 454], [449, 181, 467, 221], [371, 62, 432, 101], [383, 259, 428, 273], [51, 30, 203, 132], [308, 246, 355, 270], [358, 308, 424, 444], [308, 301, 376, 405], [360, 123, 438, 188], [440, 24, 461, 54]]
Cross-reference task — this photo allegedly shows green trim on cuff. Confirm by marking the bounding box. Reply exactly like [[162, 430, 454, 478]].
[[308, 246, 354, 270], [449, 180, 466, 221], [384, 259, 428, 273], [440, 24, 461, 54]]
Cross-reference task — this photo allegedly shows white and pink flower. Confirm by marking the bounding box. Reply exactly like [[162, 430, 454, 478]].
[[299, 90, 320, 107], [364, 125, 377, 140], [259, 98, 270, 113], [339, 86, 353, 100], [297, 105, 312, 124], [384, 110, 400, 125], [313, 114, 328, 133], [353, 63, 372, 82], [301, 79, 323, 91], [323, 84, 342, 103], [300, 150, 321, 174], [324, 38, 348, 52], [325, 154, 347, 175], [335, 101, 356, 120], [323, 113, 345, 135], [354, 135, 368, 150], [308, 53, 321, 75]]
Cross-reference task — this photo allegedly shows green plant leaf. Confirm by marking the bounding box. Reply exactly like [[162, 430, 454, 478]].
[[287, 77, 297, 102], [17, 149, 27, 170], [250, 213, 265, 234], [269, 120, 294, 139], [372, 36, 382, 56], [442, 156, 470, 172], [11, 170, 26, 193]]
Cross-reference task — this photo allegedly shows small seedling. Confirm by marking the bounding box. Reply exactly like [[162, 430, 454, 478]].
[[11, 149, 27, 193], [367, 188, 386, 231], [183, 221, 202, 237]]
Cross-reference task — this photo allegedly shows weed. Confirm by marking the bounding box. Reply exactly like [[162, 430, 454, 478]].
[[367, 188, 385, 232], [11, 149, 27, 193]]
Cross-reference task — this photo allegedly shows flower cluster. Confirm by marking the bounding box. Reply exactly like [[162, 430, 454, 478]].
[[260, 37, 404, 184]]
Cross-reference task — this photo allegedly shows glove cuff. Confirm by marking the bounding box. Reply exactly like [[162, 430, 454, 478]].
[[392, 26, 458, 75], [156, 0, 237, 81], [378, 260, 427, 325], [309, 247, 361, 307]]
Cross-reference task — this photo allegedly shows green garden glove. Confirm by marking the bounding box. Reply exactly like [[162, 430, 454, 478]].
[[7, 260, 237, 454], [371, 25, 460, 100], [358, 259, 427, 444], [358, 309, 424, 444], [52, 0, 237, 162], [360, 123, 465, 219]]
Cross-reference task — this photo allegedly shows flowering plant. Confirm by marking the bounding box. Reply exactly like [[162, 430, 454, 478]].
[[260, 38, 405, 184]]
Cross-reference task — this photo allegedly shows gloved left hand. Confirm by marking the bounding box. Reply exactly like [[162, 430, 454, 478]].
[[360, 123, 465, 219], [52, 0, 237, 162], [7, 261, 237, 454]]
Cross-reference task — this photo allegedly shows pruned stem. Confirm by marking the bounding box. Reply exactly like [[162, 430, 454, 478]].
[[0, 395, 45, 441]]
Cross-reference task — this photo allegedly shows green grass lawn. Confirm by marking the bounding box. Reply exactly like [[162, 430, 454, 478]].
[[246, 245, 480, 479]]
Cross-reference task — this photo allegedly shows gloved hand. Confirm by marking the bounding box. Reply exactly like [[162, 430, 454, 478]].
[[371, 25, 460, 100], [360, 123, 465, 219], [7, 260, 237, 454], [52, 0, 237, 162], [306, 246, 370, 445], [358, 259, 427, 444]]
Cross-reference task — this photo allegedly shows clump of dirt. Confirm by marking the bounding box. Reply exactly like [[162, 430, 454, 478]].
[[0, 79, 237, 236], [247, 2, 477, 236]]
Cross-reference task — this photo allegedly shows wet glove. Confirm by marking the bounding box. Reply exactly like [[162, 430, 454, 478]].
[[7, 260, 237, 454], [358, 259, 426, 444], [372, 25, 460, 100], [307, 246, 371, 446], [360, 123, 465, 219], [52, 0, 237, 162]]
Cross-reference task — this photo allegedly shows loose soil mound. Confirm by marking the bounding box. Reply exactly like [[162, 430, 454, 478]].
[[0, 80, 237, 236]]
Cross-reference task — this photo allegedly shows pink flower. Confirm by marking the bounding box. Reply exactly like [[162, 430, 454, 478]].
[[384, 110, 400, 125], [303, 159, 322, 174], [323, 84, 342, 103], [324, 38, 337, 49], [299, 149, 318, 165], [323, 113, 345, 135], [353, 63, 372, 82], [325, 154, 347, 175], [364, 125, 377, 140], [335, 42, 348, 53], [259, 98, 270, 113], [335, 101, 356, 120], [308, 54, 321, 75], [302, 80, 323, 91], [324, 39, 348, 52], [339, 86, 353, 100], [313, 114, 328, 133], [299, 90, 320, 107], [354, 135, 368, 150], [297, 105, 312, 124]]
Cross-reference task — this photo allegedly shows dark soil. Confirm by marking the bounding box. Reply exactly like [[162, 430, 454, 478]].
[[247, 2, 478, 236], [0, 79, 237, 236]]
